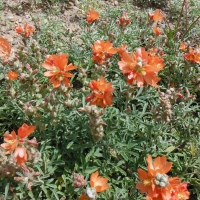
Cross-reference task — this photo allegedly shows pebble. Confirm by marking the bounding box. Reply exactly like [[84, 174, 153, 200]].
[[0, 20, 6, 26], [69, 2, 74, 7], [8, 16, 15, 22], [114, 1, 118, 5]]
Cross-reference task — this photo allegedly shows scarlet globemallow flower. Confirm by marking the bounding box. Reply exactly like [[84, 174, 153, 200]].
[[13, 146, 28, 166], [183, 46, 200, 64], [149, 47, 164, 57], [7, 71, 19, 80], [86, 76, 115, 108], [86, 9, 99, 23], [117, 44, 127, 58], [170, 182, 190, 200], [79, 171, 109, 200], [179, 42, 188, 51], [136, 155, 181, 200], [0, 37, 11, 60], [153, 26, 161, 36], [1, 123, 36, 166], [92, 40, 117, 64], [42, 53, 77, 88], [118, 47, 165, 87], [148, 9, 164, 21], [116, 13, 131, 29], [0, 131, 18, 154], [15, 22, 34, 37], [1, 123, 36, 153], [18, 123, 36, 142]]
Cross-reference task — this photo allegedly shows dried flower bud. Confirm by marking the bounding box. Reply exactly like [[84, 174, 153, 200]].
[[73, 172, 86, 188]]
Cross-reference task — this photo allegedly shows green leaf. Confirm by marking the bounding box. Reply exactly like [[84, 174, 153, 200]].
[[165, 146, 176, 153], [116, 160, 125, 167], [4, 183, 9, 199], [85, 166, 99, 174], [85, 147, 95, 162], [167, 29, 174, 40], [67, 141, 74, 149]]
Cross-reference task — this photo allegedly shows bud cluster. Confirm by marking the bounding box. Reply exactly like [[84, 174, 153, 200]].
[[152, 87, 195, 122], [116, 13, 131, 30], [14, 165, 40, 191], [152, 90, 173, 122], [77, 66, 88, 86], [123, 84, 137, 100], [78, 105, 107, 142], [0, 148, 20, 178], [73, 172, 86, 188], [91, 64, 107, 79], [83, 188, 97, 200], [155, 173, 169, 187]]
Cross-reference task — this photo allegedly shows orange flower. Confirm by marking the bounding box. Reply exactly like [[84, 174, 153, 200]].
[[87, 9, 99, 23], [146, 155, 172, 177], [92, 40, 117, 64], [7, 71, 19, 80], [86, 76, 115, 108], [136, 168, 154, 194], [117, 44, 127, 58], [1, 123, 36, 155], [118, 47, 165, 87], [170, 182, 190, 200], [90, 171, 109, 192], [1, 131, 18, 154], [0, 37, 11, 60], [116, 13, 131, 29], [179, 42, 188, 51], [148, 9, 164, 21], [18, 123, 36, 142], [153, 26, 161, 36], [78, 171, 109, 200], [42, 53, 77, 88], [183, 46, 200, 64], [13, 146, 28, 166], [149, 47, 165, 57], [195, 53, 200, 64], [136, 155, 181, 200], [78, 194, 90, 200], [15, 22, 34, 37]]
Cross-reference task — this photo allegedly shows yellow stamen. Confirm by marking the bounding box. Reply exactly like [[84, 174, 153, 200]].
[[143, 179, 151, 186], [178, 193, 186, 199], [7, 140, 15, 144]]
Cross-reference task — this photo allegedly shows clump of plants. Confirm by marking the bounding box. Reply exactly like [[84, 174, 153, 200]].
[[0, 0, 200, 199]]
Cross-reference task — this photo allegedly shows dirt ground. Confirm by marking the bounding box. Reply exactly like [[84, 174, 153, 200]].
[[0, 0, 86, 47], [0, 0, 120, 48]]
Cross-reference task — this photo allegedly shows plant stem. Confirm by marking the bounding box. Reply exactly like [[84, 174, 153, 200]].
[[176, 0, 186, 31], [181, 15, 200, 40]]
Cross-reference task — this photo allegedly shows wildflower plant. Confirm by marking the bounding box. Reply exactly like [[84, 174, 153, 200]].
[[0, 0, 200, 199]]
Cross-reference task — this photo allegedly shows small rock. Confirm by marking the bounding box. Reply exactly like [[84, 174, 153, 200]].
[[0, 20, 6, 26], [69, 2, 74, 7], [12, 41, 18, 45], [114, 1, 118, 5], [8, 16, 16, 22]]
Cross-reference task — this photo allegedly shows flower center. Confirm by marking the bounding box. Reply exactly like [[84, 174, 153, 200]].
[[143, 179, 151, 186], [178, 193, 186, 200], [57, 74, 64, 81], [85, 187, 97, 199], [155, 173, 169, 188], [134, 57, 146, 75], [7, 140, 15, 144], [53, 66, 60, 73]]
